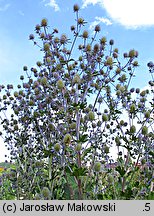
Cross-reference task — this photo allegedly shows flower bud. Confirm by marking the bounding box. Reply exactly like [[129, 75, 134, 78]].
[[136, 88, 140, 94], [73, 74, 81, 84], [130, 88, 135, 93], [130, 104, 136, 113], [71, 25, 75, 31], [92, 122, 96, 128], [46, 57, 51, 63], [98, 97, 103, 103], [113, 52, 118, 58], [94, 162, 101, 172], [79, 56, 82, 61], [14, 125, 18, 131], [23, 66, 28, 71], [133, 61, 138, 67], [75, 143, 82, 151], [106, 57, 113, 66], [114, 48, 118, 53], [77, 18, 84, 25], [41, 77, 47, 86], [109, 39, 114, 45], [100, 37, 107, 45], [147, 61, 154, 68], [42, 187, 50, 198], [78, 44, 83, 50], [60, 34, 67, 44], [29, 34, 34, 40], [93, 43, 100, 53], [129, 49, 137, 58], [73, 4, 80, 12], [140, 90, 146, 97], [41, 18, 48, 27], [54, 143, 61, 152], [140, 97, 146, 103], [144, 111, 150, 119], [119, 86, 125, 93], [49, 123, 55, 130], [119, 74, 127, 82], [95, 24, 101, 32], [141, 158, 146, 165], [104, 146, 110, 154], [115, 136, 121, 146], [29, 100, 34, 106], [102, 114, 108, 122], [14, 91, 19, 97], [63, 134, 72, 145], [70, 122, 76, 130], [54, 37, 59, 43], [107, 174, 114, 183], [57, 79, 64, 89], [97, 120, 102, 127], [130, 125, 136, 134], [82, 30, 89, 39], [142, 126, 148, 135], [116, 84, 121, 90], [149, 81, 154, 86], [123, 52, 128, 58], [120, 120, 124, 126], [86, 44, 91, 52], [40, 32, 45, 39], [35, 24, 41, 31], [88, 111, 95, 121], [36, 61, 42, 67], [44, 43, 50, 51]]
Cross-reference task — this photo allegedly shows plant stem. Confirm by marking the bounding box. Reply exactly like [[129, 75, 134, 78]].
[[48, 155, 52, 190]]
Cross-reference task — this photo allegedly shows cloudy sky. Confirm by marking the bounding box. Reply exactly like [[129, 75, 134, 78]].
[[0, 0, 154, 161]]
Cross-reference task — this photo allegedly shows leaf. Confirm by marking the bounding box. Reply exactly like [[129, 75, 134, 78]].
[[79, 134, 88, 143], [149, 151, 154, 157], [71, 102, 81, 111], [92, 71, 99, 76], [72, 102, 79, 107], [97, 194, 104, 200], [114, 109, 122, 114], [72, 167, 88, 177], [115, 166, 126, 177], [68, 58, 75, 62], [121, 187, 133, 199], [65, 164, 88, 177], [149, 102, 154, 107], [80, 102, 87, 109], [43, 149, 51, 158], [65, 166, 72, 174], [123, 145, 133, 151], [146, 192, 154, 200], [59, 60, 67, 65], [87, 89, 93, 94], [82, 147, 93, 158], [65, 163, 77, 174], [60, 58, 75, 65]]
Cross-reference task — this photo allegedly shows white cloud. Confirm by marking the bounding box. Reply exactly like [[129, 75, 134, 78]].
[[0, 3, 10, 11], [90, 16, 112, 30], [82, 0, 102, 8], [82, 0, 154, 29], [44, 0, 60, 11], [18, 10, 24, 16]]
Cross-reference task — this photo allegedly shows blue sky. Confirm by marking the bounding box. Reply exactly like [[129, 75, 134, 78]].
[[1, 0, 154, 86], [0, 0, 154, 161]]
